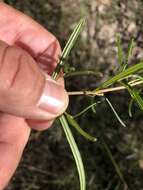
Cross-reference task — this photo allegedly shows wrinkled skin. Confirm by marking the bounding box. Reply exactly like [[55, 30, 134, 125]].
[[0, 3, 68, 189]]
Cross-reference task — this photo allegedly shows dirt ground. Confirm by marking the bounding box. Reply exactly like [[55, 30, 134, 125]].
[[2, 0, 143, 189]]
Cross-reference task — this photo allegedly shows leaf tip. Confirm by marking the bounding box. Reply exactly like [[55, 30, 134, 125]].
[[93, 138, 97, 142]]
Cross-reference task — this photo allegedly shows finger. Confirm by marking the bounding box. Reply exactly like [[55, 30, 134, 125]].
[[0, 2, 61, 75], [27, 119, 54, 131], [27, 74, 64, 130], [0, 114, 30, 189], [27, 75, 64, 131], [0, 40, 68, 122], [0, 3, 67, 131]]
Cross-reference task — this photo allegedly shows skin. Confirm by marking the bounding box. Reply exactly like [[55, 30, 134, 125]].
[[0, 2, 68, 189]]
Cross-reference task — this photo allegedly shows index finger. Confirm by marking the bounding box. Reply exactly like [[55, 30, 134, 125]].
[[0, 2, 61, 74]]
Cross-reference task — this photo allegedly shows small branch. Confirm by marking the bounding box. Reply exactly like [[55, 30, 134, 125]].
[[68, 80, 143, 96]]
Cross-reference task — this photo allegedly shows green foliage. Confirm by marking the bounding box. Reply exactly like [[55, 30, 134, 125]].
[[52, 18, 86, 79], [53, 23, 143, 189], [116, 37, 143, 113], [116, 35, 134, 71], [105, 97, 126, 127], [59, 115, 85, 190], [96, 62, 143, 89], [65, 112, 97, 142], [52, 19, 86, 190], [128, 99, 134, 117], [6, 1, 143, 190], [73, 101, 100, 118], [52, 20, 143, 190], [123, 83, 143, 111], [125, 38, 134, 67]]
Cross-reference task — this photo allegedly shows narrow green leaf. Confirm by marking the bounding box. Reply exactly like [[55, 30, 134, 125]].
[[65, 113, 97, 142], [116, 37, 134, 71], [116, 35, 124, 67], [91, 104, 97, 114], [51, 19, 86, 190], [60, 115, 86, 190], [128, 99, 134, 118], [126, 38, 134, 66], [52, 18, 86, 79], [96, 62, 143, 90], [105, 97, 126, 127], [123, 83, 143, 111], [131, 74, 143, 81], [73, 102, 99, 118]]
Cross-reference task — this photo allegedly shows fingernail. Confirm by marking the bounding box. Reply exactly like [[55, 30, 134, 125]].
[[37, 78, 68, 115]]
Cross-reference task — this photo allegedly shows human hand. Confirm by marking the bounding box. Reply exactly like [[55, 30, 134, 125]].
[[0, 2, 68, 189]]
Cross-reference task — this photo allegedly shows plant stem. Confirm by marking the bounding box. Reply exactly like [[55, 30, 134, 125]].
[[68, 80, 143, 96], [59, 115, 85, 190], [51, 18, 86, 190]]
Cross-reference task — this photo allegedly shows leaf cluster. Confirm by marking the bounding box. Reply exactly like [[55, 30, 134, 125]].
[[52, 20, 143, 190]]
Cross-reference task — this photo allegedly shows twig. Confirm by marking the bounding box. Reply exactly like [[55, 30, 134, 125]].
[[68, 80, 143, 96]]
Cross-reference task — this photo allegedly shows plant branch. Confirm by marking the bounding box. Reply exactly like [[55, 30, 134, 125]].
[[68, 80, 143, 96]]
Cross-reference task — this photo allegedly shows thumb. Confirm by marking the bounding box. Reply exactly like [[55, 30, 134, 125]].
[[0, 40, 68, 120]]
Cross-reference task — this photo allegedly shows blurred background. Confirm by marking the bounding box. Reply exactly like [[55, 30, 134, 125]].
[[3, 0, 143, 189]]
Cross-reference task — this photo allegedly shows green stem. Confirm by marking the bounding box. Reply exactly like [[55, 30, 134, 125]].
[[59, 115, 85, 190], [51, 18, 86, 190]]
